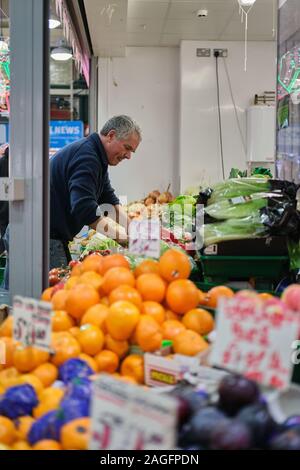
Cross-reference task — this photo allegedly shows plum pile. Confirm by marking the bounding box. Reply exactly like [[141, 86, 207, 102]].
[[174, 375, 300, 450]]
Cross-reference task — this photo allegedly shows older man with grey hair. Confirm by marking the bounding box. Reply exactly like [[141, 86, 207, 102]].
[[50, 115, 141, 269]]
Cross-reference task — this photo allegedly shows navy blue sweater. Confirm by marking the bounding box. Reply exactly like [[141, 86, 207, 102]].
[[50, 133, 119, 241]]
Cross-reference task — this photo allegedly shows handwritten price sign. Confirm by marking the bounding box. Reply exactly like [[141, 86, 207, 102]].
[[129, 219, 160, 259], [89, 375, 177, 450], [210, 297, 300, 390], [13, 296, 52, 352]]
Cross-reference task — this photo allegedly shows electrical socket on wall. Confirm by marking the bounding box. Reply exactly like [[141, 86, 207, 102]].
[[196, 48, 211, 57], [213, 49, 228, 58]]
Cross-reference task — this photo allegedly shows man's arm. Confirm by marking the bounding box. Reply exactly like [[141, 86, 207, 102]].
[[90, 216, 128, 245]]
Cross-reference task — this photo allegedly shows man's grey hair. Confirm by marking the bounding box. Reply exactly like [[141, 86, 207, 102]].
[[100, 115, 142, 141]]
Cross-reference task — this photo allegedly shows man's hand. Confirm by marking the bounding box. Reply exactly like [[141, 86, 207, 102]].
[[90, 217, 128, 245]]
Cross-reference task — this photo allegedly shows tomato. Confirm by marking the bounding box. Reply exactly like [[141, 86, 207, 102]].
[[49, 274, 60, 286], [69, 260, 80, 269]]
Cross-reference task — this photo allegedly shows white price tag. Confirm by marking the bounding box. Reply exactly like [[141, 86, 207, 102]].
[[13, 296, 35, 347], [32, 301, 52, 352], [89, 375, 177, 450], [129, 219, 160, 259], [210, 297, 300, 390], [13, 296, 52, 352]]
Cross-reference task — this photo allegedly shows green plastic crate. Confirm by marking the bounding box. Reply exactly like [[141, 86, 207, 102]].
[[200, 255, 290, 280]]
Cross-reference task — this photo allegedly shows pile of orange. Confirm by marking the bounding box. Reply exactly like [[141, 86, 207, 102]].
[[0, 249, 228, 450]]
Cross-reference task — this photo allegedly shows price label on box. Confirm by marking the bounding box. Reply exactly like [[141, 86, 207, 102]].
[[210, 297, 300, 390], [129, 219, 160, 258], [89, 375, 177, 450], [13, 296, 52, 352]]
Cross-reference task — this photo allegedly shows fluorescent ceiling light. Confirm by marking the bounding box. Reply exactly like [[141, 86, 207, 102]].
[[239, 0, 256, 6], [51, 40, 72, 61], [49, 18, 61, 29]]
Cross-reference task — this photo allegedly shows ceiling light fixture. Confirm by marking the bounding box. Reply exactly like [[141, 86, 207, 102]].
[[238, 0, 257, 71], [49, 17, 61, 30], [51, 40, 72, 61]]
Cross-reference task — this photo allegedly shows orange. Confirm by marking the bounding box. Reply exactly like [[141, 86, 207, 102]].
[[101, 296, 110, 306], [65, 284, 100, 320], [64, 276, 79, 290], [78, 271, 104, 291], [0, 337, 16, 368], [51, 332, 81, 367], [78, 353, 98, 373], [69, 326, 81, 339], [13, 346, 49, 373], [39, 387, 64, 403], [81, 254, 104, 275], [102, 254, 130, 273], [166, 280, 199, 314], [33, 389, 64, 419], [141, 301, 165, 324], [161, 320, 186, 341], [205, 286, 234, 309], [173, 330, 208, 356], [165, 310, 180, 321], [33, 440, 62, 450], [51, 290, 69, 311], [77, 324, 104, 356], [104, 334, 129, 359], [182, 308, 214, 336], [61, 418, 90, 450], [159, 249, 191, 282], [198, 289, 206, 305], [15, 416, 35, 441], [0, 416, 16, 445], [106, 301, 140, 340], [259, 292, 274, 301], [136, 274, 166, 303], [136, 315, 163, 352], [109, 285, 142, 310], [41, 287, 54, 302], [0, 367, 20, 390], [134, 259, 159, 278], [32, 363, 58, 388], [52, 310, 75, 332], [19, 374, 44, 395], [102, 267, 135, 295], [120, 354, 144, 384], [80, 304, 109, 332], [0, 316, 13, 337], [12, 441, 32, 450], [71, 263, 82, 277], [94, 350, 119, 373]]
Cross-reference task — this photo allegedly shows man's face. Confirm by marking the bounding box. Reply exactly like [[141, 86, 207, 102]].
[[105, 130, 140, 166]]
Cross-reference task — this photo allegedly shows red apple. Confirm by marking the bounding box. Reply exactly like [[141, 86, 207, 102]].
[[282, 284, 300, 312]]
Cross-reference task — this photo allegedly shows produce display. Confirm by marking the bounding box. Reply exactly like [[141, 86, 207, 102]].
[[1, 247, 300, 450], [126, 187, 175, 221]]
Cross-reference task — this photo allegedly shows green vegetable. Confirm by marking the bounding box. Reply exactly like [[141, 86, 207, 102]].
[[207, 178, 271, 206], [82, 233, 120, 256], [205, 193, 277, 220], [203, 215, 267, 246]]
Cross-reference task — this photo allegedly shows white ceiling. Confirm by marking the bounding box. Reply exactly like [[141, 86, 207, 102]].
[[84, 0, 277, 57]]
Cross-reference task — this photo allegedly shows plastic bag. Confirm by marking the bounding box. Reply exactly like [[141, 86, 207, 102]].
[[0, 384, 38, 419], [64, 377, 91, 403], [288, 240, 300, 271], [28, 410, 63, 445], [59, 358, 94, 384], [59, 398, 90, 422]]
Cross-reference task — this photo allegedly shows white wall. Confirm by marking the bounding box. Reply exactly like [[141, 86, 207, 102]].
[[98, 47, 180, 202], [180, 41, 276, 191]]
